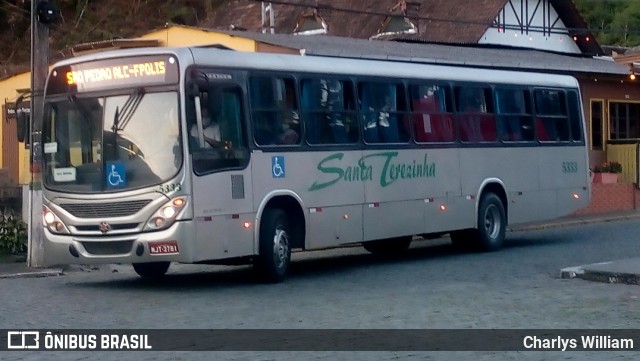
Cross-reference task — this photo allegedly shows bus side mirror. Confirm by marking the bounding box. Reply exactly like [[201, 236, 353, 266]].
[[16, 109, 30, 144]]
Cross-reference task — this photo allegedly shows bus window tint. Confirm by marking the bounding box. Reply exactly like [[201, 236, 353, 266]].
[[249, 76, 300, 146], [495, 88, 534, 142], [409, 84, 455, 143], [191, 86, 250, 174], [534, 89, 569, 142], [300, 78, 358, 145], [358, 82, 409, 144], [567, 91, 584, 142], [455, 86, 497, 142]]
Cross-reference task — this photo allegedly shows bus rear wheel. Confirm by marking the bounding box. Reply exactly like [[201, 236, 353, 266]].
[[254, 208, 291, 283], [475, 193, 506, 252], [452, 193, 506, 252], [132, 262, 170, 278], [363, 236, 412, 255]]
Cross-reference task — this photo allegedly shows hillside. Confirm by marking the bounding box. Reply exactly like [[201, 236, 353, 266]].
[[1, 0, 638, 78], [0, 0, 225, 77]]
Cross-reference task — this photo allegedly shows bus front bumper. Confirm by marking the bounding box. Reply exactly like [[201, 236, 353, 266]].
[[42, 220, 195, 267]]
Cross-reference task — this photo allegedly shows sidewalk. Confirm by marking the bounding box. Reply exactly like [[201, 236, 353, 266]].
[[0, 253, 65, 279], [2, 210, 640, 282]]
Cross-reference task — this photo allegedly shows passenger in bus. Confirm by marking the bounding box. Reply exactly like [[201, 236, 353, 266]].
[[277, 111, 300, 145], [191, 105, 222, 148]]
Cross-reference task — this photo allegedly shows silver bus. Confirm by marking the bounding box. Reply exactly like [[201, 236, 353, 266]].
[[39, 46, 590, 282]]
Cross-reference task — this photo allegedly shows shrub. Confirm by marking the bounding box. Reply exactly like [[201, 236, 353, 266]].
[[593, 161, 622, 173], [0, 211, 27, 254]]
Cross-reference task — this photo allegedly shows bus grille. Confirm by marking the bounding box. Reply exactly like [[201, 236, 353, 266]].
[[81, 241, 134, 255], [60, 200, 152, 218], [75, 223, 140, 232]]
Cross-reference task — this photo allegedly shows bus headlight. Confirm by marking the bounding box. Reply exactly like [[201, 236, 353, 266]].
[[42, 205, 70, 234], [144, 196, 188, 231]]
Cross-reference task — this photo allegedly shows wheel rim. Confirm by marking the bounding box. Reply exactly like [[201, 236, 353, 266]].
[[272, 225, 290, 269], [483, 204, 501, 239]]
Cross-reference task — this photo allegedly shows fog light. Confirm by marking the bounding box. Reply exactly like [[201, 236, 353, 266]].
[[154, 217, 165, 228]]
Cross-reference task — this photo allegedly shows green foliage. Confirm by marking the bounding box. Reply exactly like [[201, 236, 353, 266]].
[[575, 0, 640, 46], [594, 161, 623, 174], [0, 211, 27, 254], [167, 6, 196, 26]]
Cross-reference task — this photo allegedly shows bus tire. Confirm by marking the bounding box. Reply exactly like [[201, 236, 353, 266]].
[[473, 192, 506, 252], [254, 208, 291, 283], [363, 236, 412, 255], [132, 262, 170, 278]]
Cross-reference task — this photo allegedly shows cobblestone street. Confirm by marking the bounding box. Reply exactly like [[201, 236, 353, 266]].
[[2, 219, 640, 360]]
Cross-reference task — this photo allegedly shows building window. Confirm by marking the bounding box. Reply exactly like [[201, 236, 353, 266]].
[[609, 102, 640, 140], [590, 100, 603, 150], [371, 15, 417, 39], [293, 10, 328, 35]]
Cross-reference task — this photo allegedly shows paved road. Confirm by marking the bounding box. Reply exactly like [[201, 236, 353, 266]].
[[2, 219, 640, 360]]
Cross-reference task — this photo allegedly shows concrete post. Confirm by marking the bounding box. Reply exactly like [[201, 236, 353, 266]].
[[27, 0, 52, 267]]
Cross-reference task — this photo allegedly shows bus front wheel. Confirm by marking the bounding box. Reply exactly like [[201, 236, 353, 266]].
[[132, 262, 170, 278], [254, 208, 291, 283]]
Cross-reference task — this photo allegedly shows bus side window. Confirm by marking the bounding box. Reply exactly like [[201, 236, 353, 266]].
[[495, 88, 534, 142], [567, 91, 583, 142], [249, 75, 300, 146], [359, 82, 408, 144], [456, 86, 497, 143], [410, 84, 454, 143], [301, 78, 357, 145], [534, 89, 569, 142], [191, 85, 250, 174]]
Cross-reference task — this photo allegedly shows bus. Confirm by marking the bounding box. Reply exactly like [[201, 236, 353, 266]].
[[38, 46, 590, 282]]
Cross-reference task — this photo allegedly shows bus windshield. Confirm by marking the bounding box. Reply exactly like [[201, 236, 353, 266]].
[[42, 91, 182, 193]]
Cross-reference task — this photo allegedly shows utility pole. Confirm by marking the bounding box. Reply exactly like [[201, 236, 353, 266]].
[[28, 0, 57, 267]]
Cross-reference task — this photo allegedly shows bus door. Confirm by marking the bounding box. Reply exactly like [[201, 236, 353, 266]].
[[188, 70, 253, 261]]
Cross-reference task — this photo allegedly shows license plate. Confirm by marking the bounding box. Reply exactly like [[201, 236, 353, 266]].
[[149, 241, 179, 255]]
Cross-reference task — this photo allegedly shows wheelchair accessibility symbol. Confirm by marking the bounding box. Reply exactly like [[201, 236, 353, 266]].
[[272, 156, 286, 178], [106, 162, 127, 188]]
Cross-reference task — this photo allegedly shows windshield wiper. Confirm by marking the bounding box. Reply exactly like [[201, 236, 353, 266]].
[[112, 87, 145, 133], [109, 88, 146, 161]]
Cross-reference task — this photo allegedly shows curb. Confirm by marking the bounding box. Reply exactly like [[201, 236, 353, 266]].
[[560, 263, 640, 286], [509, 213, 640, 232], [0, 269, 64, 279]]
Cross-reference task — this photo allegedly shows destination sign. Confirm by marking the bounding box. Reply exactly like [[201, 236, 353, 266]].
[[47, 55, 179, 95]]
